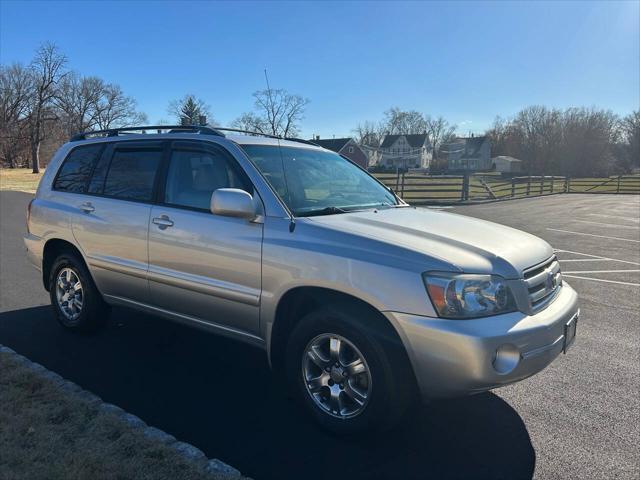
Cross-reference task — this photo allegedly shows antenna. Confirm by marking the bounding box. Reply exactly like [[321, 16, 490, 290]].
[[265, 67, 295, 232]]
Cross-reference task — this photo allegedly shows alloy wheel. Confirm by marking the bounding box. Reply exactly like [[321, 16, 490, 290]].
[[302, 333, 372, 419]]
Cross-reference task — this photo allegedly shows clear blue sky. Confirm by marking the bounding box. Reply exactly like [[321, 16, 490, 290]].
[[1, 0, 638, 138]]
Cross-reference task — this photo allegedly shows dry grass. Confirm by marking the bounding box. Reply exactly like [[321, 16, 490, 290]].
[[0, 351, 239, 480], [0, 168, 44, 193]]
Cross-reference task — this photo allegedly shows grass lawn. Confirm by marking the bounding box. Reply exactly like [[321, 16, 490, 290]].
[[0, 351, 241, 480], [0, 168, 44, 193]]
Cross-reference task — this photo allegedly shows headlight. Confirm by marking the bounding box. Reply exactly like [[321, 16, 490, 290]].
[[423, 273, 516, 319]]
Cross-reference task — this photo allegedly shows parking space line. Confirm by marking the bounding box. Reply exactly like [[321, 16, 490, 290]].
[[563, 275, 640, 287], [547, 228, 640, 243], [554, 249, 640, 266], [574, 220, 639, 230], [586, 214, 635, 220], [559, 258, 615, 262], [562, 269, 640, 274]]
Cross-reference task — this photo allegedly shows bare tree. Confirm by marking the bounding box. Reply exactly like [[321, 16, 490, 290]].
[[230, 112, 268, 133], [620, 111, 640, 169], [0, 63, 33, 167], [234, 87, 309, 138], [168, 94, 212, 125], [353, 120, 385, 147], [424, 115, 456, 160], [26, 43, 68, 173], [382, 107, 426, 135], [95, 83, 147, 129], [240, 88, 309, 137], [485, 106, 620, 176], [55, 73, 104, 136]]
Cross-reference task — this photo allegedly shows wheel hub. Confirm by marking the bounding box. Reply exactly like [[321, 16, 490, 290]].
[[302, 333, 372, 419]]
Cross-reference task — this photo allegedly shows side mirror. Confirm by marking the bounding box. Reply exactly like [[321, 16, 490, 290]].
[[211, 188, 257, 220]]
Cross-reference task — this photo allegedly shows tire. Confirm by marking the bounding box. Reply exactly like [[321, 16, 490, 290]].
[[285, 303, 415, 435], [48, 251, 109, 332]]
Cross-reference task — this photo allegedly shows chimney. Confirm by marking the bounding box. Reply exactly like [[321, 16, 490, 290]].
[[199, 115, 207, 126], [315, 135, 320, 141]]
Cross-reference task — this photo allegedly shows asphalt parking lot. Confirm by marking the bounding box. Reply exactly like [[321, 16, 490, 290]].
[[1, 191, 638, 480]]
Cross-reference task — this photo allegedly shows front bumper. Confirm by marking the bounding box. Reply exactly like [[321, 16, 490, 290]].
[[385, 283, 579, 399]]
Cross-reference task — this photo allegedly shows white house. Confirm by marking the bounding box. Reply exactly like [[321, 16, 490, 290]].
[[441, 136, 492, 172], [374, 134, 432, 169]]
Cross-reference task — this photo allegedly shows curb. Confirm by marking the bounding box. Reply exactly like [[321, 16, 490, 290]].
[[0, 344, 243, 479]]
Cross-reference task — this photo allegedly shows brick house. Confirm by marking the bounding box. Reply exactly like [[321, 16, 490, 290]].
[[311, 137, 369, 168]]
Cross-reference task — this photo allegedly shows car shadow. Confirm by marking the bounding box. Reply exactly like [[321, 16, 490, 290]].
[[0, 306, 535, 480]]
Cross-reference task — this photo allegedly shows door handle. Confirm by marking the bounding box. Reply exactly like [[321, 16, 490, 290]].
[[79, 202, 95, 213], [152, 215, 174, 229]]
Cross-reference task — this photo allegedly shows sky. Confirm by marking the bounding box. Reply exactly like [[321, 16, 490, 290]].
[[1, 0, 638, 139]]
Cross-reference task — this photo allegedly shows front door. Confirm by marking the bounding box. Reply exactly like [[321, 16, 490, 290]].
[[147, 140, 263, 335]]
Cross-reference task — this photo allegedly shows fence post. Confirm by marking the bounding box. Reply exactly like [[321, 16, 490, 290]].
[[550, 175, 554, 194], [395, 167, 400, 192], [539, 176, 544, 195], [617, 175, 621, 194], [401, 171, 406, 198], [461, 174, 469, 202], [511, 177, 516, 197], [566, 176, 570, 193], [526, 176, 531, 196]]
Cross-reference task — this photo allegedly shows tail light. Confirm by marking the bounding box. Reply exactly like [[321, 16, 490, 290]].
[[26, 199, 34, 234]]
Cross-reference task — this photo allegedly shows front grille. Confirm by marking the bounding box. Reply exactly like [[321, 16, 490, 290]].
[[523, 256, 562, 313]]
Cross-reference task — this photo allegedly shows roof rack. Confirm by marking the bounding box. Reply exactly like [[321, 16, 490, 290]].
[[69, 125, 223, 142], [69, 124, 320, 147], [212, 127, 319, 146]]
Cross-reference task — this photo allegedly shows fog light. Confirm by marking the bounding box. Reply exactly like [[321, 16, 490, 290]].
[[493, 344, 520, 374]]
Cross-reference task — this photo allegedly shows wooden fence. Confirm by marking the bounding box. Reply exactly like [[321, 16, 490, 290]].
[[372, 173, 640, 205]]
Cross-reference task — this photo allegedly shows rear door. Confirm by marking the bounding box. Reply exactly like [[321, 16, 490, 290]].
[[67, 141, 164, 303], [147, 140, 263, 336]]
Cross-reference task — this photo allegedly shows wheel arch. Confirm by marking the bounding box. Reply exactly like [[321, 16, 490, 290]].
[[269, 286, 417, 388], [42, 238, 91, 292]]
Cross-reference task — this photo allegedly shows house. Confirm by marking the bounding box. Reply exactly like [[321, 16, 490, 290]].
[[311, 137, 369, 168], [441, 136, 492, 172], [493, 155, 523, 174], [376, 134, 432, 170]]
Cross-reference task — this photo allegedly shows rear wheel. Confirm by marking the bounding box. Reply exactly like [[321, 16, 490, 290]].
[[286, 304, 414, 435], [49, 252, 109, 332]]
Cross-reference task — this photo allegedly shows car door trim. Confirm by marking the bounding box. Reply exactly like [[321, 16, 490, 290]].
[[103, 294, 265, 347], [147, 265, 261, 306], [87, 254, 149, 280]]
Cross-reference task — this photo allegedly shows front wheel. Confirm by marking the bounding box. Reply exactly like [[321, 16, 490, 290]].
[[285, 304, 414, 435]]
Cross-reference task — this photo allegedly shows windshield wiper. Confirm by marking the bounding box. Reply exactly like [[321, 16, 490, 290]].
[[296, 206, 348, 217]]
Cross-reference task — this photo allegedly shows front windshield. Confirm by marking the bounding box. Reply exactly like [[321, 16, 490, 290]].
[[241, 145, 398, 216]]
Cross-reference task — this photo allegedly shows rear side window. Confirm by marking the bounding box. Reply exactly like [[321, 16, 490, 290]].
[[103, 148, 162, 202], [53, 144, 103, 193]]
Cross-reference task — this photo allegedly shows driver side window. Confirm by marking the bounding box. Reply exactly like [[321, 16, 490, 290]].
[[164, 144, 251, 211]]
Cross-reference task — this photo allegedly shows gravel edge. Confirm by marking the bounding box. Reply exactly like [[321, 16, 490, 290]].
[[0, 343, 243, 479]]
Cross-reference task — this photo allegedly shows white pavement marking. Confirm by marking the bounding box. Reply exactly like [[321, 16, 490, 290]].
[[587, 213, 640, 223], [562, 269, 640, 274], [562, 275, 640, 287], [547, 228, 640, 243], [574, 220, 640, 230], [586, 213, 639, 223], [559, 258, 616, 262], [554, 249, 640, 266]]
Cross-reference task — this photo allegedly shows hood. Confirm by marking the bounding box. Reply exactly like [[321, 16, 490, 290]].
[[306, 207, 553, 279]]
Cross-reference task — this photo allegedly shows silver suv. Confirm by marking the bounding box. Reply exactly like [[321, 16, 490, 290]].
[[25, 125, 579, 434]]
